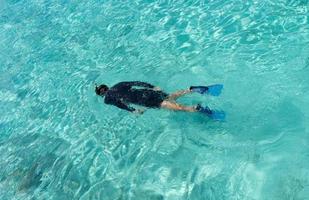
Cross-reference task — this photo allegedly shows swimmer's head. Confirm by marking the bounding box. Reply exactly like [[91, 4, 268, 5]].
[[95, 84, 109, 96]]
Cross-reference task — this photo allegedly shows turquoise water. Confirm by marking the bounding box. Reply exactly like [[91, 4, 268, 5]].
[[1, 0, 309, 199]]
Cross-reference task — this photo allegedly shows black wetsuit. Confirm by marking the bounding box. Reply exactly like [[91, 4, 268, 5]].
[[104, 81, 169, 112]]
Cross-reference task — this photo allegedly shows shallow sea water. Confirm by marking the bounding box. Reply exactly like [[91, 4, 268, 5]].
[[1, 0, 309, 199]]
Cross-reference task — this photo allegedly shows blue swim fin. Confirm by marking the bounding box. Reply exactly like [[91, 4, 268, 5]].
[[196, 104, 226, 121], [190, 84, 223, 96], [209, 110, 226, 121]]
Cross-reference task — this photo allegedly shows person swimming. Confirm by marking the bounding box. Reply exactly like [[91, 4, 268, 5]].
[[95, 81, 225, 120]]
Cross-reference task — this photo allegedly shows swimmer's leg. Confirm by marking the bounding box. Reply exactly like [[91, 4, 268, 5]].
[[168, 89, 192, 101], [160, 100, 197, 112], [160, 101, 225, 120]]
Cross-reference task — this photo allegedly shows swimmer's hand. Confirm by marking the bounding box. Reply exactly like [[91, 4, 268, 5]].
[[153, 87, 161, 91], [133, 109, 145, 115]]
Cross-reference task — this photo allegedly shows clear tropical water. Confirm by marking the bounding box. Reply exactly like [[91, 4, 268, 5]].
[[1, 0, 309, 199]]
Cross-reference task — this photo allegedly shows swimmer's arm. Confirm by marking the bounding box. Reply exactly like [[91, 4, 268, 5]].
[[115, 103, 144, 114], [133, 108, 145, 114], [105, 97, 136, 112], [114, 101, 136, 112]]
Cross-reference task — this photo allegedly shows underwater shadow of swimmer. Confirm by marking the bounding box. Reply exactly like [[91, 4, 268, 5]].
[[18, 163, 43, 191], [18, 153, 57, 191]]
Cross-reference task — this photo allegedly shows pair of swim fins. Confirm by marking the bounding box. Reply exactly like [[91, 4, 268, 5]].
[[190, 84, 225, 121]]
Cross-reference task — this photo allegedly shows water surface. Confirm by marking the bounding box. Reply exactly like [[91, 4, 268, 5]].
[[0, 0, 309, 199]]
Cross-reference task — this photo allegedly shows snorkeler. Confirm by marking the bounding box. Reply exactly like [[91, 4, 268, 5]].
[[95, 81, 225, 120]]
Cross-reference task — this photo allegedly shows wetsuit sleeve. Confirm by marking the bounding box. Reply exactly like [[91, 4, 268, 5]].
[[120, 81, 155, 89], [105, 97, 135, 112], [114, 100, 136, 112]]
